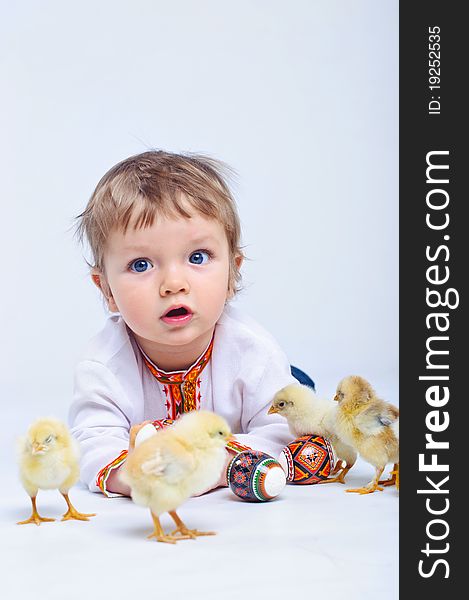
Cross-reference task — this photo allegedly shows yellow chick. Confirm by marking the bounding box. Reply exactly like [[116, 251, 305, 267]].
[[268, 384, 357, 484], [334, 375, 399, 494], [120, 410, 232, 544], [17, 418, 96, 525]]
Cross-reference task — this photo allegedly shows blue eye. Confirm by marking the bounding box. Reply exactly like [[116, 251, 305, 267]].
[[130, 259, 152, 273], [189, 251, 210, 265]]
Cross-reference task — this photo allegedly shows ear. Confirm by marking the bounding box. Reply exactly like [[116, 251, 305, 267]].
[[91, 269, 119, 313], [91, 270, 102, 290], [234, 254, 244, 271], [226, 254, 244, 300]]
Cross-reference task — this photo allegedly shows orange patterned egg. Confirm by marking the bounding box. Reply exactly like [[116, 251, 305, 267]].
[[278, 435, 336, 484]]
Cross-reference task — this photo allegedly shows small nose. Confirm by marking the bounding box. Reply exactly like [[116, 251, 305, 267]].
[[159, 267, 189, 297]]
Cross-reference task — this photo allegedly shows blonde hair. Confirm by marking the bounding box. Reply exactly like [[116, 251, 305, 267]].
[[76, 150, 244, 294]]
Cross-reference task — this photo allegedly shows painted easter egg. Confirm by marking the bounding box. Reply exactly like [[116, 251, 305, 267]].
[[278, 435, 336, 484], [228, 450, 286, 502]]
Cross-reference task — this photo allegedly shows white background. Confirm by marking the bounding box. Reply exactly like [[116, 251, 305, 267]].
[[1, 2, 398, 598]]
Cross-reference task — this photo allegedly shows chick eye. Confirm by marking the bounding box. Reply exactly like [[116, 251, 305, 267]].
[[278, 401, 285, 408], [44, 435, 53, 443], [218, 431, 224, 436], [189, 251, 210, 265], [130, 259, 153, 273]]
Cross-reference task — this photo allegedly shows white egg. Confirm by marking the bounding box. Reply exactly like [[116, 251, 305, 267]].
[[135, 423, 158, 447], [263, 465, 287, 497]]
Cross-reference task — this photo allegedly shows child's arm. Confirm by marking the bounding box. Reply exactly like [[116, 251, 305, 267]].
[[69, 360, 136, 497]]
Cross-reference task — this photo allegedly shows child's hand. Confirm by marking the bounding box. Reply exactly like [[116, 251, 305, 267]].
[[102, 421, 152, 496], [128, 420, 153, 452]]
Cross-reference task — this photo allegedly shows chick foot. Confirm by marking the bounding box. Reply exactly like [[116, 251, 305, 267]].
[[170, 527, 216, 539], [378, 463, 399, 488], [147, 512, 188, 544], [346, 467, 386, 494], [319, 463, 353, 485], [61, 493, 96, 521], [62, 508, 96, 521], [346, 483, 384, 495], [319, 475, 346, 485], [330, 460, 344, 476], [147, 531, 179, 544], [169, 510, 216, 539], [18, 514, 55, 526], [18, 513, 55, 525], [17, 497, 55, 526]]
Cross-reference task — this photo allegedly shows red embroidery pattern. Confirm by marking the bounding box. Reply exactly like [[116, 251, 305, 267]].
[[95, 339, 214, 497], [226, 439, 251, 454], [96, 450, 128, 497], [151, 418, 174, 430], [142, 336, 214, 419]]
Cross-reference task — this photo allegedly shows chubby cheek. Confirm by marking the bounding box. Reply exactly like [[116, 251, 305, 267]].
[[207, 288, 230, 325], [109, 279, 154, 322], [202, 291, 226, 322], [200, 265, 230, 307]]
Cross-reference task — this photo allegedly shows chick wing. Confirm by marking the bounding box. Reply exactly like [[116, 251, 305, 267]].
[[354, 402, 399, 437]]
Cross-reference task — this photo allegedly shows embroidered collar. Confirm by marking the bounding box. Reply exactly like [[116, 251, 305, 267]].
[[137, 334, 214, 419]]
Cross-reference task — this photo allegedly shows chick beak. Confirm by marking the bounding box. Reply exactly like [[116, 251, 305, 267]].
[[31, 443, 45, 455], [333, 394, 339, 402], [268, 405, 278, 415]]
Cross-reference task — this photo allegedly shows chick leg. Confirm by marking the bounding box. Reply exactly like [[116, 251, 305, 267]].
[[378, 463, 399, 487], [346, 466, 385, 495], [147, 511, 185, 543], [17, 496, 55, 526], [330, 459, 344, 476], [61, 493, 96, 521], [169, 510, 216, 539], [319, 462, 353, 485]]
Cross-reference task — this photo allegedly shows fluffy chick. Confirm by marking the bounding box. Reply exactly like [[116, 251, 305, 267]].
[[269, 384, 357, 484], [334, 375, 399, 494], [120, 410, 232, 544], [17, 418, 96, 525]]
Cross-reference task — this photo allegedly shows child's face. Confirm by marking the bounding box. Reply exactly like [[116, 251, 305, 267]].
[[98, 205, 236, 368]]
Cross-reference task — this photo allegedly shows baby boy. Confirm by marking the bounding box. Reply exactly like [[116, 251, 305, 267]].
[[69, 151, 297, 496]]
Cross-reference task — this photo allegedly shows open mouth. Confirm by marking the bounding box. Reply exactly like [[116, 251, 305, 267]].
[[165, 307, 189, 318], [161, 306, 193, 325]]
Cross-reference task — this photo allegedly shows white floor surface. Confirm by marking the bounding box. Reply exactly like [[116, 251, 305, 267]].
[[1, 458, 398, 600]]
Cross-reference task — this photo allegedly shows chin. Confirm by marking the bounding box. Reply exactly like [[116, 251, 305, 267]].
[[166, 325, 212, 345]]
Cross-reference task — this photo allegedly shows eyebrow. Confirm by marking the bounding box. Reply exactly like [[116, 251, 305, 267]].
[[121, 236, 220, 253], [188, 236, 220, 246]]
